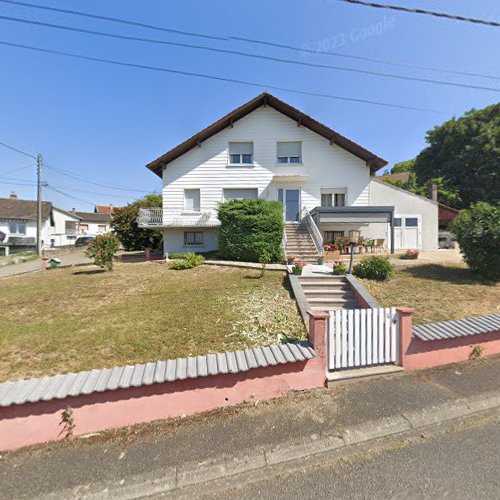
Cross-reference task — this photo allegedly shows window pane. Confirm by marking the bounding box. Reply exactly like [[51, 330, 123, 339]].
[[229, 142, 253, 155], [224, 189, 258, 201], [184, 189, 200, 211], [18, 223, 26, 234], [230, 154, 241, 164], [334, 193, 346, 207], [278, 189, 284, 203], [394, 218, 402, 227], [321, 193, 332, 207], [184, 231, 203, 246], [289, 156, 301, 163], [405, 217, 419, 227], [277, 157, 288, 164], [241, 154, 253, 164], [9, 222, 16, 233]]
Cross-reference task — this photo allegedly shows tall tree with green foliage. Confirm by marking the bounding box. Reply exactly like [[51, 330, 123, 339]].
[[111, 194, 163, 251], [390, 159, 415, 174], [414, 103, 500, 209]]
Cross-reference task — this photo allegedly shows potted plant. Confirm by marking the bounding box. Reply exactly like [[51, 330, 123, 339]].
[[364, 239, 374, 253], [333, 260, 348, 275], [318, 255, 325, 265], [287, 255, 295, 265], [293, 259, 305, 275], [400, 249, 419, 260]]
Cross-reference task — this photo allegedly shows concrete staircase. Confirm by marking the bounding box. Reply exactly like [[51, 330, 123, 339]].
[[285, 223, 320, 264], [298, 275, 358, 311]]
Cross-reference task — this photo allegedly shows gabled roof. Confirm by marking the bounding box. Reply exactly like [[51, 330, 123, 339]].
[[0, 198, 52, 221], [75, 211, 112, 223], [146, 92, 388, 177], [94, 205, 118, 214]]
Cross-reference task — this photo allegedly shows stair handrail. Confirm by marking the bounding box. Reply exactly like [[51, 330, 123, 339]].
[[281, 225, 287, 259], [300, 206, 324, 256]]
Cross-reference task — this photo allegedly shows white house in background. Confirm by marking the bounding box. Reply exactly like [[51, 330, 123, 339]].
[[138, 93, 438, 255], [0, 193, 81, 251], [72, 211, 112, 236]]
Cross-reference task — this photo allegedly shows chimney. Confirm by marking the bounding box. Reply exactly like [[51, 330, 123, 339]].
[[9, 192, 18, 199], [429, 183, 438, 202]]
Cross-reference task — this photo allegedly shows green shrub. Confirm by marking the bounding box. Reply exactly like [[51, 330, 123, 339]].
[[354, 256, 394, 281], [170, 253, 205, 270], [168, 252, 189, 260], [217, 199, 284, 263], [84, 233, 121, 271], [451, 202, 500, 280]]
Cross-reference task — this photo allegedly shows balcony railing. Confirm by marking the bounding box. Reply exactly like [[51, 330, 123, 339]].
[[137, 208, 220, 228]]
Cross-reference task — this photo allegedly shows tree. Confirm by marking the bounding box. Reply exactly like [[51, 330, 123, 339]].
[[390, 159, 415, 174], [414, 104, 500, 209], [85, 233, 121, 271], [451, 202, 500, 280], [111, 194, 162, 251]]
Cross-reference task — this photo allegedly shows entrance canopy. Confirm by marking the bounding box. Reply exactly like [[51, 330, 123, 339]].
[[311, 206, 395, 253]]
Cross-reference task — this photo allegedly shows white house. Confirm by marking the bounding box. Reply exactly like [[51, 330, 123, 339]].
[[0, 194, 82, 251], [73, 211, 112, 236], [138, 93, 438, 255]]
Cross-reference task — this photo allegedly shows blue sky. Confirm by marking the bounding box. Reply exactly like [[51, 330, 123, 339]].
[[0, 0, 499, 211]]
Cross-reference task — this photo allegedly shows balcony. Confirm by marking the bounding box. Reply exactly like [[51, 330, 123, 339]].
[[137, 208, 221, 228]]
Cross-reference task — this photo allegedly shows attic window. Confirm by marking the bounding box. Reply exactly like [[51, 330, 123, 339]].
[[229, 142, 253, 165]]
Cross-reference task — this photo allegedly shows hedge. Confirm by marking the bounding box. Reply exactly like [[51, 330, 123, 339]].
[[217, 199, 284, 263]]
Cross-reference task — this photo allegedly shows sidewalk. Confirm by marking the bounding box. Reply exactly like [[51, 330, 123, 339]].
[[1, 356, 499, 498], [0, 250, 91, 279]]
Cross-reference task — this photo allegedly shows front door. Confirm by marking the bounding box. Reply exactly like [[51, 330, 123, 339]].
[[278, 189, 300, 222]]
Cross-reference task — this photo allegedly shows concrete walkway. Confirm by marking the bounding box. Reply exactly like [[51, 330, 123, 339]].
[[1, 356, 499, 498], [0, 250, 91, 279]]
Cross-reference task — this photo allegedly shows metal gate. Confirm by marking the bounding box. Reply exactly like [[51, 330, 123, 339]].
[[328, 308, 399, 371]]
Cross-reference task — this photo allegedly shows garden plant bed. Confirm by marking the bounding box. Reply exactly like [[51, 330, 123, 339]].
[[359, 263, 499, 325], [0, 263, 305, 383]]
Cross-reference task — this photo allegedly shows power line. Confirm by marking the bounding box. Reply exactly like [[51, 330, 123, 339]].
[[3, 2, 497, 83], [0, 140, 36, 158], [45, 184, 95, 208], [46, 183, 137, 200], [0, 163, 35, 176], [45, 164, 154, 193], [335, 0, 500, 27], [0, 0, 227, 40], [1, 15, 499, 92], [0, 40, 442, 113]]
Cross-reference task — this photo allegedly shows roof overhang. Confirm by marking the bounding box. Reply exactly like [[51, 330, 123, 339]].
[[146, 92, 388, 177]]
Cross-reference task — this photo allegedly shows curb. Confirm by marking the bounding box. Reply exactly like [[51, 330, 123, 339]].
[[44, 390, 500, 499]]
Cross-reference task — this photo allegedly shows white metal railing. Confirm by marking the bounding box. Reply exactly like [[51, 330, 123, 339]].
[[328, 308, 399, 371], [137, 208, 220, 228], [300, 206, 324, 256]]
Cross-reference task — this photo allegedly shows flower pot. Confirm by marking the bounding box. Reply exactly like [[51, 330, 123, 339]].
[[293, 268, 302, 276], [287, 257, 294, 265], [317, 257, 324, 265]]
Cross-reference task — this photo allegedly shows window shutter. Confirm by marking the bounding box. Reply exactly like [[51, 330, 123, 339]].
[[229, 142, 253, 155], [277, 142, 301, 158], [184, 189, 200, 211]]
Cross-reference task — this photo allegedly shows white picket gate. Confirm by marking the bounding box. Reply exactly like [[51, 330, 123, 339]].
[[328, 308, 399, 371]]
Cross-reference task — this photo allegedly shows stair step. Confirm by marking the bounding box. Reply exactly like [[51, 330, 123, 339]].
[[299, 278, 346, 284], [303, 289, 348, 295], [307, 297, 352, 303], [310, 303, 359, 311]]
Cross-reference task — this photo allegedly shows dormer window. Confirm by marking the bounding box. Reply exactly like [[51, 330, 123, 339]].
[[229, 142, 253, 165], [277, 141, 301, 164]]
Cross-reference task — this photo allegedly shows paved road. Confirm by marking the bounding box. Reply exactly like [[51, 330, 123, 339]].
[[0, 250, 91, 278], [198, 417, 500, 500]]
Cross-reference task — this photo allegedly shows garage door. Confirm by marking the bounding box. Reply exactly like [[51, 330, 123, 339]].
[[394, 216, 421, 250], [223, 188, 258, 201]]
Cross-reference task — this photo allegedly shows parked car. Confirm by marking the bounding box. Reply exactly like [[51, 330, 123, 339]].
[[75, 236, 95, 247], [438, 231, 456, 249]]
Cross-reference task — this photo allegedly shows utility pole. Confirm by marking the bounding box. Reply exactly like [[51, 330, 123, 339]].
[[36, 153, 43, 256]]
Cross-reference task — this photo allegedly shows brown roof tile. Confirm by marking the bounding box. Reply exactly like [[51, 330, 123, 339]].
[[0, 198, 52, 221]]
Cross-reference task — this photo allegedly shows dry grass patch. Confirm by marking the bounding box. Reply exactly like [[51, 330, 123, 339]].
[[359, 263, 499, 324], [0, 263, 305, 382]]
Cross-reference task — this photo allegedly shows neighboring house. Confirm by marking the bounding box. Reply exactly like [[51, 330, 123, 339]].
[[438, 203, 459, 231], [73, 211, 112, 236], [0, 193, 80, 250], [138, 93, 438, 254], [379, 171, 412, 184], [94, 204, 118, 214]]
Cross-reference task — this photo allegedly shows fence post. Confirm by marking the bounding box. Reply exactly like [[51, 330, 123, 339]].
[[397, 307, 414, 368], [307, 310, 329, 358], [145, 247, 151, 261]]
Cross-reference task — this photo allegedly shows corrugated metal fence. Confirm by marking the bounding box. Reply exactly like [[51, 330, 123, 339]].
[[328, 308, 399, 371]]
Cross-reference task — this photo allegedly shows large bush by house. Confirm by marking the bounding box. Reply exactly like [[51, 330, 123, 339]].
[[111, 194, 162, 251], [354, 256, 394, 281], [217, 199, 284, 263], [451, 202, 500, 280]]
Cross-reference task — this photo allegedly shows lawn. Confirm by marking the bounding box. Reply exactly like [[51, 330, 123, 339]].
[[359, 263, 499, 325], [0, 263, 305, 383]]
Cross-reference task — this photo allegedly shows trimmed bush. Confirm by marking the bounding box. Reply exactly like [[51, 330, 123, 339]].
[[451, 202, 500, 280], [354, 256, 394, 281], [170, 253, 205, 270], [217, 199, 284, 263]]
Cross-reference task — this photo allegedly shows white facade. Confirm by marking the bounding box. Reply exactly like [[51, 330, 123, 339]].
[[77, 220, 111, 236], [151, 104, 437, 253], [49, 208, 81, 247]]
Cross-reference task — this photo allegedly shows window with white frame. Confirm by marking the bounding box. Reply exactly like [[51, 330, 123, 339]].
[[184, 189, 201, 212], [323, 230, 345, 243], [277, 141, 301, 164], [8, 221, 27, 235], [229, 142, 253, 165], [321, 189, 347, 207], [184, 231, 204, 246]]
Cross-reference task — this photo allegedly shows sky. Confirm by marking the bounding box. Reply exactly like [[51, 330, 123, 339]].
[[0, 0, 499, 211]]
